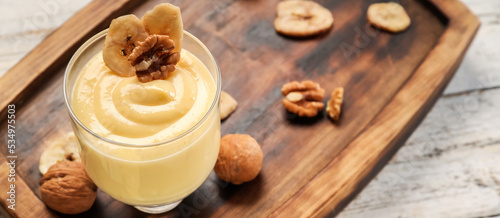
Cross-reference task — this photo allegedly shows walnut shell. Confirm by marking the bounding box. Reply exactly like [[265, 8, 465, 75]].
[[40, 161, 97, 214], [214, 134, 263, 185]]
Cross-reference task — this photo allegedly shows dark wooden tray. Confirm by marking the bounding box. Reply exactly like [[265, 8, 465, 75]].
[[0, 0, 479, 217]]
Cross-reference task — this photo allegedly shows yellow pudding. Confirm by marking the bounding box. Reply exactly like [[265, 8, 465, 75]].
[[74, 49, 215, 144], [71, 48, 220, 205]]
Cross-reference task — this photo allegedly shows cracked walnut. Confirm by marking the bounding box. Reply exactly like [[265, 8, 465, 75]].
[[282, 80, 325, 117]]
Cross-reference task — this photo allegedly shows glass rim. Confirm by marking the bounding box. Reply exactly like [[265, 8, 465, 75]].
[[63, 29, 221, 148]]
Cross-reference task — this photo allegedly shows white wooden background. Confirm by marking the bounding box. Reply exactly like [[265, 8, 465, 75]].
[[1, 1, 499, 217]]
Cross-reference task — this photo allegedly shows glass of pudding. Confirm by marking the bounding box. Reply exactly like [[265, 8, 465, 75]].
[[63, 29, 221, 214]]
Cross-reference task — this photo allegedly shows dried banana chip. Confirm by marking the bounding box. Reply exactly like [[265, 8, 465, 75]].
[[220, 91, 238, 120], [274, 0, 334, 37], [39, 132, 81, 175], [103, 15, 149, 77], [367, 2, 411, 33], [141, 3, 183, 54]]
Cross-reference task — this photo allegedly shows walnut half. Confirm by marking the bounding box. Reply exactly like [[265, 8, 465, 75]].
[[128, 34, 180, 83], [326, 87, 344, 121], [282, 80, 325, 117]]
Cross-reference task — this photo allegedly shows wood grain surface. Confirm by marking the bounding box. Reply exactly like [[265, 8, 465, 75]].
[[0, 0, 480, 217]]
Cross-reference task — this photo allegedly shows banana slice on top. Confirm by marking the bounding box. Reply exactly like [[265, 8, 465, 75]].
[[103, 15, 149, 77], [39, 132, 81, 175], [141, 3, 183, 54]]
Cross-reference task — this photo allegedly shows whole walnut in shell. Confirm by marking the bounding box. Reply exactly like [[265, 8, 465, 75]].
[[40, 160, 97, 214], [214, 134, 263, 185]]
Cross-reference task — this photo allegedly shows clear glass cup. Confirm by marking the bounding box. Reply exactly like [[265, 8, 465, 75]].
[[63, 30, 221, 214]]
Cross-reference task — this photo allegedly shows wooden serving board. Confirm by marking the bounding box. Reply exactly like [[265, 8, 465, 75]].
[[0, 0, 479, 217]]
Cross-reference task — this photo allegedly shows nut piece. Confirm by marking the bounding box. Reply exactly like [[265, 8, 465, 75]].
[[282, 80, 325, 117], [40, 161, 97, 214], [220, 91, 238, 120], [214, 134, 263, 185], [367, 2, 411, 33], [326, 87, 344, 121], [274, 0, 334, 37], [128, 34, 180, 83], [39, 132, 81, 175]]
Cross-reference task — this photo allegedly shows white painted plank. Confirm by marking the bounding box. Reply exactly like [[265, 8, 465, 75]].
[[443, 0, 500, 94], [444, 14, 500, 95], [461, 0, 500, 16], [0, 0, 91, 77]]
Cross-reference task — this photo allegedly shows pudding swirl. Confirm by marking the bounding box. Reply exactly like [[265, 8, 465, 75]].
[[73, 50, 214, 144]]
